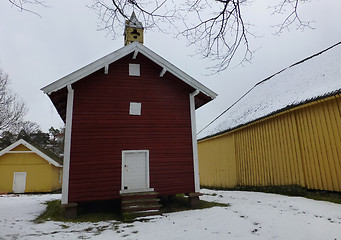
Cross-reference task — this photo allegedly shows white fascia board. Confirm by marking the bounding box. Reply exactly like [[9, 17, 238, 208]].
[[0, 139, 62, 167], [0, 139, 24, 156], [41, 42, 217, 99], [41, 43, 138, 94], [135, 43, 218, 99]]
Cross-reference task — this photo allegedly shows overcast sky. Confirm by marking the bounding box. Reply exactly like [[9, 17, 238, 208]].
[[0, 0, 341, 133]]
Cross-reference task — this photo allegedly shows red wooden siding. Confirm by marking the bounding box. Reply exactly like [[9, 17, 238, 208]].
[[68, 53, 196, 202]]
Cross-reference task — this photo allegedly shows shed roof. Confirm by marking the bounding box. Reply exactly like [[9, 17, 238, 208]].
[[0, 139, 63, 167], [41, 41, 217, 100], [198, 42, 341, 140]]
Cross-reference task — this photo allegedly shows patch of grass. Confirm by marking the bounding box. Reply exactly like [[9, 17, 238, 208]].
[[161, 195, 229, 213], [60, 224, 70, 229], [123, 224, 134, 228], [305, 191, 341, 204], [35, 194, 229, 224], [35, 200, 64, 223], [35, 199, 122, 223], [202, 185, 341, 204]]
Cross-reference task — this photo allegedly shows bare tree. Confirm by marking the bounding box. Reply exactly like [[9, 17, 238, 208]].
[[7, 0, 313, 72], [12, 121, 40, 135], [270, 0, 313, 34], [8, 0, 47, 16], [0, 69, 27, 132], [91, 0, 313, 72]]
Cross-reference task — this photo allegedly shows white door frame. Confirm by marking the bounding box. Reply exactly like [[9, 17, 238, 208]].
[[13, 172, 27, 193], [120, 150, 154, 194]]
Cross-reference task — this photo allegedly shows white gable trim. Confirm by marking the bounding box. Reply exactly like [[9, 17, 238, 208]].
[[41, 42, 217, 100], [0, 139, 62, 167]]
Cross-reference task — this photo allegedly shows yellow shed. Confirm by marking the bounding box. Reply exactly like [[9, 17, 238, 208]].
[[0, 139, 63, 193], [198, 42, 341, 192]]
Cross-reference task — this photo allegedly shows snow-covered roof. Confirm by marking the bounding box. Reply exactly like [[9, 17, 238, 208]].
[[198, 42, 341, 140], [41, 41, 217, 100], [0, 139, 63, 167]]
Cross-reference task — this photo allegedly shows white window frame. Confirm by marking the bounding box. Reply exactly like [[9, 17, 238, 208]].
[[129, 63, 140, 76], [129, 102, 142, 115]]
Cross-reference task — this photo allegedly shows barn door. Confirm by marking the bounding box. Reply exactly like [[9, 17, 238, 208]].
[[13, 172, 27, 193], [121, 150, 151, 192]]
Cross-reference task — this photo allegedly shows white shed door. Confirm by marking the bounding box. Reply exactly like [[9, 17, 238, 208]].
[[13, 172, 26, 193], [122, 151, 148, 191]]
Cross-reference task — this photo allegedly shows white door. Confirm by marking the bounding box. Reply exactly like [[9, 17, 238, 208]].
[[122, 151, 150, 192], [13, 172, 27, 193]]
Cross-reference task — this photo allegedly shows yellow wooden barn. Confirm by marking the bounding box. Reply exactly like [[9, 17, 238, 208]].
[[198, 42, 341, 192], [0, 139, 63, 193]]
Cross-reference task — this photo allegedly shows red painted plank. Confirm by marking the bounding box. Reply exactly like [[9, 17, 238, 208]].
[[64, 53, 196, 202]]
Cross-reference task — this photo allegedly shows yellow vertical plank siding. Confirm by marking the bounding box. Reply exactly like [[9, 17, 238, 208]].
[[234, 114, 303, 187], [327, 99, 341, 188], [295, 98, 341, 191], [0, 150, 62, 193], [198, 94, 341, 192], [198, 133, 237, 188], [12, 145, 31, 151]]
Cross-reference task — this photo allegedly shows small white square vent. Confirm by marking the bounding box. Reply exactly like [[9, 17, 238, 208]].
[[129, 102, 141, 115], [129, 64, 140, 76]]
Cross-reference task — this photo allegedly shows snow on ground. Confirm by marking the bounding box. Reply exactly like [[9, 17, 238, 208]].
[[1, 189, 341, 240]]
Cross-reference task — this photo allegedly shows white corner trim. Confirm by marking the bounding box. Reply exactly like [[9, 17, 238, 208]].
[[160, 67, 167, 77], [133, 50, 138, 59], [190, 90, 200, 192], [104, 64, 109, 74], [62, 84, 74, 205]]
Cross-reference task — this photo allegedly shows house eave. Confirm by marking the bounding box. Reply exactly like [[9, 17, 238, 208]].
[[0, 139, 63, 167], [41, 42, 217, 100], [198, 90, 341, 141]]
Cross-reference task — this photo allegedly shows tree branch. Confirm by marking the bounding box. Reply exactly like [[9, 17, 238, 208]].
[[90, 0, 312, 73], [270, 0, 314, 34], [8, 0, 48, 17]]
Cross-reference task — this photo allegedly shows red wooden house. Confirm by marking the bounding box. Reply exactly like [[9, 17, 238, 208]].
[[41, 14, 217, 215]]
